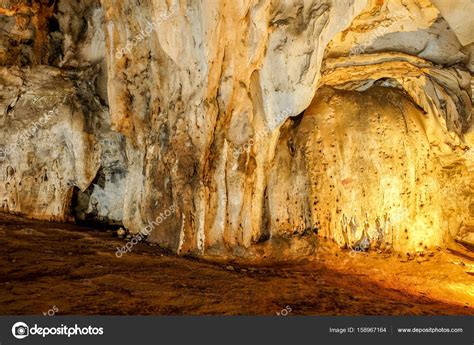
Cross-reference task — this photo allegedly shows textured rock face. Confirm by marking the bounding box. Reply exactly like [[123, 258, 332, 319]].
[[0, 0, 472, 258], [0, 0, 125, 224], [101, 0, 370, 256], [0, 65, 126, 223], [275, 86, 472, 252]]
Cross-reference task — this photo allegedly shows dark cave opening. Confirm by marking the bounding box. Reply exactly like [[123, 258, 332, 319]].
[[70, 167, 123, 230]]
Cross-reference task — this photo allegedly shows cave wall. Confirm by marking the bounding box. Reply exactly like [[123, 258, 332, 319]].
[[0, 0, 472, 257], [275, 86, 472, 252], [0, 0, 126, 223], [101, 0, 371, 256]]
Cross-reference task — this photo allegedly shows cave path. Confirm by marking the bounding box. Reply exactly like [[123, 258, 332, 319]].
[[0, 213, 472, 316]]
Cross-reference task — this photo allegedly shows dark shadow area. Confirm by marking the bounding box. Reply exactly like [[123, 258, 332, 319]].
[[71, 167, 123, 230]]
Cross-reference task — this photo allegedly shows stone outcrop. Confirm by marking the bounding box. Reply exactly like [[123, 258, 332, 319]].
[[0, 65, 126, 223], [0, 0, 472, 257]]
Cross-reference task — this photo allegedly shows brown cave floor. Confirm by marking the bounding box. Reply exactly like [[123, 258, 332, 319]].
[[0, 212, 473, 315]]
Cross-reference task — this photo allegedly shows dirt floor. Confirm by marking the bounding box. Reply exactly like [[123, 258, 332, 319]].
[[0, 213, 473, 315]]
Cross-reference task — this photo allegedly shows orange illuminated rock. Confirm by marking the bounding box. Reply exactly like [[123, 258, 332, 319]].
[[0, 0, 472, 257]]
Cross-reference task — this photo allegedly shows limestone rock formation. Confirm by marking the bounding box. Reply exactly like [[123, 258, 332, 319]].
[[0, 0, 472, 258], [0, 65, 126, 223]]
